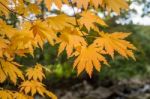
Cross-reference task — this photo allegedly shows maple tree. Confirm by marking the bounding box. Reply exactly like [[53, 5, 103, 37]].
[[0, 0, 136, 98]]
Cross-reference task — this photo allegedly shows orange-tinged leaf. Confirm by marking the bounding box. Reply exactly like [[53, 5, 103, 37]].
[[91, 0, 103, 9], [73, 0, 103, 9], [73, 0, 90, 9], [13, 0, 28, 16], [101, 0, 129, 14], [0, 90, 13, 99], [73, 0, 128, 14], [13, 0, 40, 16], [20, 80, 57, 99], [57, 28, 87, 57], [14, 92, 34, 99], [26, 64, 45, 82], [78, 11, 107, 31], [0, 37, 10, 58], [0, 19, 16, 38], [0, 59, 24, 84], [73, 44, 108, 77], [28, 4, 41, 14], [45, 14, 75, 31], [25, 87, 30, 94], [20, 80, 45, 96], [94, 31, 137, 59], [31, 88, 36, 96], [37, 0, 63, 10], [45, 91, 57, 99], [9, 30, 35, 56], [29, 20, 56, 46], [0, 0, 10, 16]]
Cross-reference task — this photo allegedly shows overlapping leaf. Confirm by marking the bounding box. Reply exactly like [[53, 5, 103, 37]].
[[73, 0, 104, 9], [78, 11, 107, 31], [0, 90, 13, 99], [0, 59, 24, 84], [73, 0, 90, 9], [31, 20, 57, 45], [94, 32, 137, 59], [26, 64, 45, 82], [20, 80, 57, 99], [0, 19, 16, 38], [57, 28, 87, 57], [45, 14, 75, 31], [0, 38, 10, 58], [24, 20, 56, 47], [9, 31, 35, 57], [0, 0, 10, 16], [13, 0, 41, 16], [0, 90, 33, 99], [14, 92, 33, 99], [73, 44, 108, 77], [101, 0, 128, 14], [37, 0, 63, 10], [73, 0, 128, 14]]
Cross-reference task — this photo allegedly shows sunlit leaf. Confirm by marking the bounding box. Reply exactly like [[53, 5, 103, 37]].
[[26, 64, 45, 82], [94, 31, 137, 59], [73, 44, 108, 77]]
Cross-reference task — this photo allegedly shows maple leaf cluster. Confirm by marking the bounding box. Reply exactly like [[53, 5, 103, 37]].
[[0, 0, 136, 98]]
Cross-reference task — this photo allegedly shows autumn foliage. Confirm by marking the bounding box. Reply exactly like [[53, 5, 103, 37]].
[[0, 0, 136, 98]]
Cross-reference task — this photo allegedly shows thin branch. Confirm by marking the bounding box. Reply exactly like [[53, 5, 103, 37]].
[[0, 1, 32, 22], [69, 1, 80, 27], [69, 1, 88, 42]]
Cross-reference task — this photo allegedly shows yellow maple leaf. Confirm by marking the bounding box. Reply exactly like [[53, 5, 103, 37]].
[[45, 14, 75, 31], [13, 0, 40, 16], [28, 4, 41, 15], [14, 92, 33, 99], [11, 30, 44, 51], [0, 19, 16, 38], [0, 0, 10, 16], [0, 38, 10, 58], [6, 30, 36, 58], [20, 80, 45, 96], [73, 0, 90, 9], [26, 64, 45, 82], [78, 11, 107, 31], [91, 0, 103, 9], [0, 90, 13, 99], [57, 28, 87, 57], [73, 0, 103, 9], [24, 20, 56, 46], [8, 27, 56, 57], [101, 0, 129, 14], [73, 44, 108, 77], [20, 80, 57, 99], [13, 0, 28, 16], [0, 59, 24, 84], [73, 0, 128, 14], [38, 0, 63, 10], [94, 31, 137, 59]]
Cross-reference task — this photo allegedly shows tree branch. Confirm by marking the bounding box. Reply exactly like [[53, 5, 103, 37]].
[[0, 1, 32, 22], [69, 1, 88, 42]]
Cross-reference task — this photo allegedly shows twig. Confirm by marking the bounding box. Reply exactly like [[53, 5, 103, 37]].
[[0, 1, 33, 22], [69, 1, 88, 42]]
